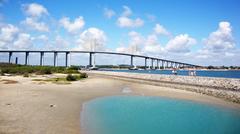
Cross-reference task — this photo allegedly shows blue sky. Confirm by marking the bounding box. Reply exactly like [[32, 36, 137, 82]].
[[0, 0, 240, 66]]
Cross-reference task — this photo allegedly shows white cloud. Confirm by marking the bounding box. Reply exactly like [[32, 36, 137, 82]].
[[22, 3, 48, 17], [0, 24, 19, 49], [116, 31, 144, 54], [0, 24, 19, 42], [122, 6, 132, 17], [144, 34, 164, 54], [116, 6, 144, 28], [59, 16, 85, 34], [36, 34, 48, 41], [22, 17, 49, 32], [165, 34, 196, 53], [54, 36, 70, 49], [117, 17, 144, 28], [13, 33, 33, 49], [154, 23, 170, 36], [104, 8, 116, 19], [203, 21, 235, 52], [75, 27, 107, 51]]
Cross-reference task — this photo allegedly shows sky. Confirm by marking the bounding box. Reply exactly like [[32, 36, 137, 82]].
[[0, 0, 240, 66]]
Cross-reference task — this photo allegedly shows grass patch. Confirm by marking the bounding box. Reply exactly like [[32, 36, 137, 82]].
[[0, 63, 82, 75], [0, 79, 18, 84]]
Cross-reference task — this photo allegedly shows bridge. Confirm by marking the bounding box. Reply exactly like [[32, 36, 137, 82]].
[[0, 50, 201, 69]]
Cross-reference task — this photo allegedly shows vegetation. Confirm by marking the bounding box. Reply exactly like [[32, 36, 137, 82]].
[[207, 65, 240, 70], [0, 63, 84, 75], [23, 73, 29, 77], [66, 73, 88, 81], [32, 73, 88, 84]]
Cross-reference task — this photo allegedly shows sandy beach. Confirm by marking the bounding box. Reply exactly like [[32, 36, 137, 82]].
[[1, 74, 240, 134]]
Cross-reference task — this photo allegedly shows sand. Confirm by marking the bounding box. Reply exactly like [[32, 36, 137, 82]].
[[1, 74, 240, 134]]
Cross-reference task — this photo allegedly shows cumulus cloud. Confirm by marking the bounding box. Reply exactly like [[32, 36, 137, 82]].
[[21, 17, 49, 32], [203, 21, 235, 52], [35, 34, 48, 41], [116, 6, 144, 28], [21, 3, 49, 32], [13, 33, 33, 49], [104, 8, 116, 19], [121, 6, 132, 17], [59, 16, 85, 34], [144, 34, 164, 54], [165, 34, 196, 53], [75, 27, 107, 51], [116, 31, 144, 54], [154, 23, 170, 36], [0, 24, 19, 49], [22, 3, 48, 17]]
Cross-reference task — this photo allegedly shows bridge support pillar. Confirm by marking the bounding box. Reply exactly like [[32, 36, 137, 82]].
[[40, 52, 44, 66], [130, 55, 133, 67], [54, 52, 57, 67], [8, 52, 12, 63], [65, 52, 69, 67], [25, 52, 29, 65], [151, 59, 154, 69], [162, 61, 164, 69], [89, 52, 93, 67], [144, 58, 147, 69], [157, 60, 159, 69], [15, 57, 18, 64]]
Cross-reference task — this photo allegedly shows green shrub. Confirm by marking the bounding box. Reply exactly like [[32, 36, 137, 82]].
[[23, 73, 29, 77], [66, 74, 77, 81], [64, 69, 79, 74], [68, 66, 79, 70], [0, 63, 88, 79], [79, 73, 88, 78]]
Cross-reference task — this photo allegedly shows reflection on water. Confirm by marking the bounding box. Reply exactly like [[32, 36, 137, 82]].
[[81, 96, 240, 134]]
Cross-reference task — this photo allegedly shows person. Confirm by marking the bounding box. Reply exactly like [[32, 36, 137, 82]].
[[188, 68, 196, 76], [172, 68, 177, 75]]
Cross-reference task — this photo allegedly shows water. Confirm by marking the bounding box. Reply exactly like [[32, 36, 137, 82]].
[[102, 69, 240, 79], [81, 96, 240, 134]]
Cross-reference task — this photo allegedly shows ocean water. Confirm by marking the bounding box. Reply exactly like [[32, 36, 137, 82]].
[[81, 96, 240, 134], [102, 69, 240, 79]]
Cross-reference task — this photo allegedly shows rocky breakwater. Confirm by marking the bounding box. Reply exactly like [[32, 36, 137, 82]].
[[86, 71, 240, 103]]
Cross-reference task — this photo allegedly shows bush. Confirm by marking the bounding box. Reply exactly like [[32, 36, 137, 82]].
[[80, 73, 88, 78], [64, 69, 79, 74], [23, 73, 29, 77], [68, 66, 79, 70], [66, 74, 77, 81]]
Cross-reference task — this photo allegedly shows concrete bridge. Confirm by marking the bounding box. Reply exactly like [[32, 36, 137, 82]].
[[0, 50, 201, 69]]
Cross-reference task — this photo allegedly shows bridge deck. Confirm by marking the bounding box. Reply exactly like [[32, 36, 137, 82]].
[[0, 50, 200, 67]]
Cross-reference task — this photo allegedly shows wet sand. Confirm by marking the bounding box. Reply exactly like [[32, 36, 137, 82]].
[[1, 74, 240, 134]]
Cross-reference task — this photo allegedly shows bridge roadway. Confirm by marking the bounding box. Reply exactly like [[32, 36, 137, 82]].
[[0, 50, 201, 69]]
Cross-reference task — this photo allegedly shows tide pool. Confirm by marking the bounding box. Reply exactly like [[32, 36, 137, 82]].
[[81, 96, 240, 134]]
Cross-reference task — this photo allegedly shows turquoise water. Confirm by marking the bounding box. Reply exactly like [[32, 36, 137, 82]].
[[102, 69, 240, 79], [81, 96, 240, 134]]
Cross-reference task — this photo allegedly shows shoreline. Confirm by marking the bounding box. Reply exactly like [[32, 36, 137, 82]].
[[1, 74, 240, 133], [84, 71, 240, 103]]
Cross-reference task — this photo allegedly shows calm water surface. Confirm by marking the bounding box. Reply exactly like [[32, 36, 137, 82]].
[[81, 96, 240, 134], [102, 69, 240, 79]]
